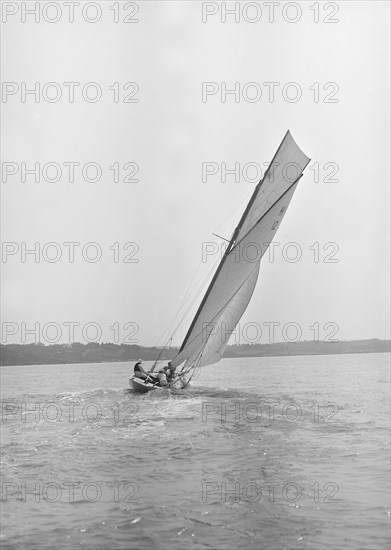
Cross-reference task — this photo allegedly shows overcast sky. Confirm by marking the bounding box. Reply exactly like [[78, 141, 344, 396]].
[[1, 1, 390, 347]]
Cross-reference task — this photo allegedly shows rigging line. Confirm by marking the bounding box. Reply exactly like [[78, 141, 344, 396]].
[[154, 188, 246, 347], [169, 254, 222, 340], [155, 266, 203, 346], [156, 252, 221, 347], [180, 346, 204, 375], [151, 337, 172, 372], [170, 255, 221, 337], [213, 189, 254, 234], [212, 233, 230, 243], [181, 359, 200, 388], [177, 252, 222, 318], [154, 241, 220, 345]]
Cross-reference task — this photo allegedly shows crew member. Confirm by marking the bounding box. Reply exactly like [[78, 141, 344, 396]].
[[164, 361, 177, 383], [133, 359, 149, 380]]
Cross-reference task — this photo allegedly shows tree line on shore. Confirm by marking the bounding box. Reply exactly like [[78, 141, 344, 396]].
[[0, 339, 389, 366]]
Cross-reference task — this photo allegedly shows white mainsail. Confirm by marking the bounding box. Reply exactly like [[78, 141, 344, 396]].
[[171, 131, 310, 371]]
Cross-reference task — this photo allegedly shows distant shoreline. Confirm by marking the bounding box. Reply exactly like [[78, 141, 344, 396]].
[[1, 339, 389, 367]]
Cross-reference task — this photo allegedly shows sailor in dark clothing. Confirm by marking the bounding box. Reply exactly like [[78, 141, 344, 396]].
[[133, 359, 149, 380]]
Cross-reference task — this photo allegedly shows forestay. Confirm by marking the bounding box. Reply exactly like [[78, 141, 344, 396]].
[[171, 131, 310, 372]]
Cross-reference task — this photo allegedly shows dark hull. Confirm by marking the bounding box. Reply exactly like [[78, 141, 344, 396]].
[[130, 375, 189, 393], [130, 376, 157, 393]]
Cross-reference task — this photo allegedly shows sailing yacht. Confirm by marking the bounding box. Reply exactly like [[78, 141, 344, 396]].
[[130, 131, 310, 393]]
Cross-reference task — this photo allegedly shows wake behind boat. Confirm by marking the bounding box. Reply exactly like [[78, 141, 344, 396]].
[[131, 131, 310, 393]]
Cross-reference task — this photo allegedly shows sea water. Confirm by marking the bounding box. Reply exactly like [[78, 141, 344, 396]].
[[1, 353, 390, 549]]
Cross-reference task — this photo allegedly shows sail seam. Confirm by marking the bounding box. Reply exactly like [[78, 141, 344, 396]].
[[234, 154, 312, 248], [232, 174, 304, 251]]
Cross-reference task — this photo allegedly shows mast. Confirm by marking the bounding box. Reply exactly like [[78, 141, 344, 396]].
[[178, 130, 291, 353]]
